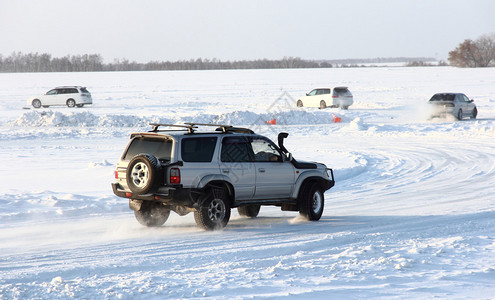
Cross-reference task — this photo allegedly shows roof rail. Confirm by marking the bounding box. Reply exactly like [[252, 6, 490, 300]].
[[149, 123, 197, 134], [149, 123, 254, 134], [184, 123, 254, 134]]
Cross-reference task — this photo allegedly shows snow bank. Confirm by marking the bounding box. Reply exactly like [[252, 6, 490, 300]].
[[10, 109, 345, 128]]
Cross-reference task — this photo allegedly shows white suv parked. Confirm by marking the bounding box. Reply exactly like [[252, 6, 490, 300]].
[[297, 87, 353, 109], [112, 123, 335, 230], [28, 86, 92, 108]]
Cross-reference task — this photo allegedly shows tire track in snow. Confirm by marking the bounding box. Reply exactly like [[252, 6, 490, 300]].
[[329, 135, 495, 216]]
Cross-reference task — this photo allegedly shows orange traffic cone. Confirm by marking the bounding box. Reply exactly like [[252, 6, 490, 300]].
[[332, 114, 341, 123], [265, 119, 276, 125]]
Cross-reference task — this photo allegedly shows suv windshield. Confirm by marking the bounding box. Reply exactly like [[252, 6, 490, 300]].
[[124, 137, 172, 161]]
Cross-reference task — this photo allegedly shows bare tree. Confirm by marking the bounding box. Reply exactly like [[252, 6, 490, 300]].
[[449, 34, 495, 67]]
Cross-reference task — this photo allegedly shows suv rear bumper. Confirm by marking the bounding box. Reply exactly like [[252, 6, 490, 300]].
[[111, 183, 200, 206]]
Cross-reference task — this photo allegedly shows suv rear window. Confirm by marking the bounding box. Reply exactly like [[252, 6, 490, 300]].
[[124, 137, 173, 161], [333, 87, 349, 95], [80, 87, 89, 93], [181, 137, 217, 162], [430, 94, 455, 101]]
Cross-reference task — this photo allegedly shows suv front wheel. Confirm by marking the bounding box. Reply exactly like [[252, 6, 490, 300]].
[[299, 182, 324, 221], [195, 188, 231, 230]]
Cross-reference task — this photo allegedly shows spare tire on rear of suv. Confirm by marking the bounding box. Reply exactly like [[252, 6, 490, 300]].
[[126, 154, 162, 194]]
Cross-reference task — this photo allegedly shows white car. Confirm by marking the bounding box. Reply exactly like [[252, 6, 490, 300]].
[[28, 86, 92, 108], [296, 87, 353, 109]]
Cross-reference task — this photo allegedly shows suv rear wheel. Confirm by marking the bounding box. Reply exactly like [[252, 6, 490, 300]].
[[66, 99, 76, 108], [237, 205, 261, 218], [126, 154, 162, 194], [134, 202, 170, 227], [194, 188, 231, 230], [299, 182, 324, 221]]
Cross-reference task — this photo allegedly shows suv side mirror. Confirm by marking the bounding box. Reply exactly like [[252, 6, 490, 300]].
[[470, 99, 474, 103], [286, 152, 292, 162]]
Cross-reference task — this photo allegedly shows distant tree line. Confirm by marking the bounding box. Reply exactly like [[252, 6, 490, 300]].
[[0, 52, 442, 73], [448, 33, 495, 67], [0, 52, 105, 72], [0, 54, 327, 73]]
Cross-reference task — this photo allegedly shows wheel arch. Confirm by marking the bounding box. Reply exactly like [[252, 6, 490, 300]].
[[200, 179, 235, 206], [291, 174, 330, 199]]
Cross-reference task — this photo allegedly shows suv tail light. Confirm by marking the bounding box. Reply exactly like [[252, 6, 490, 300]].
[[170, 168, 181, 184], [114, 171, 118, 179]]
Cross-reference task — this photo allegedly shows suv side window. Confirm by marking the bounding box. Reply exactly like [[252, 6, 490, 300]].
[[221, 137, 253, 162], [307, 89, 317, 96], [47, 89, 58, 95], [251, 138, 282, 162], [181, 137, 217, 162]]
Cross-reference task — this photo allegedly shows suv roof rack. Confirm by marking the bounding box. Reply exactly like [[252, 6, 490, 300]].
[[149, 123, 254, 134]]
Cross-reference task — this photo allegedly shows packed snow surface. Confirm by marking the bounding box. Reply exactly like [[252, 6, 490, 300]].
[[0, 67, 494, 299]]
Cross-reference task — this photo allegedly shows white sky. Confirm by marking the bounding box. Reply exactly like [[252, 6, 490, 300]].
[[1, 0, 494, 62]]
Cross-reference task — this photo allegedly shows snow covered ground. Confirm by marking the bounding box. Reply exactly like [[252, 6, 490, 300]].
[[0, 67, 494, 299]]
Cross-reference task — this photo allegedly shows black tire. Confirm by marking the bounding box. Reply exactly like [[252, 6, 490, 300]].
[[341, 105, 349, 110], [77, 104, 84, 108], [297, 100, 303, 107], [32, 99, 41, 109], [194, 188, 231, 230], [126, 154, 162, 194], [457, 109, 463, 120], [299, 182, 324, 221], [471, 107, 478, 119], [319, 100, 327, 109], [66, 99, 76, 108], [134, 202, 170, 227], [42, 105, 49, 108], [237, 205, 261, 218]]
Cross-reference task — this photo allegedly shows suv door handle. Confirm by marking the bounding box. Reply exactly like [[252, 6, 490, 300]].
[[258, 168, 266, 173], [222, 169, 230, 174]]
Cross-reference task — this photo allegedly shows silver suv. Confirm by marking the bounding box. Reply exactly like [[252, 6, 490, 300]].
[[112, 123, 335, 230]]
